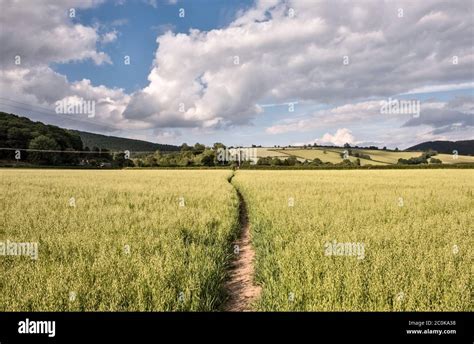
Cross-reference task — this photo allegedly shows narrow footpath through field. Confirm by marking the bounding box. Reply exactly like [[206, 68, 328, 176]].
[[223, 173, 261, 311]]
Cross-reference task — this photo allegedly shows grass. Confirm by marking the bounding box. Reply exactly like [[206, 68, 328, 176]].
[[1, 168, 472, 312], [233, 170, 473, 311], [361, 150, 422, 164], [257, 148, 289, 158], [0, 169, 238, 311], [435, 154, 474, 164], [277, 149, 343, 164]]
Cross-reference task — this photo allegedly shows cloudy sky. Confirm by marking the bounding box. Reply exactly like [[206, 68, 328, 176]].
[[0, 0, 473, 148]]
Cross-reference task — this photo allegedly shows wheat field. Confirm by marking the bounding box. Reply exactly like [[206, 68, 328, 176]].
[[233, 170, 473, 311], [0, 169, 238, 311], [1, 169, 472, 311]]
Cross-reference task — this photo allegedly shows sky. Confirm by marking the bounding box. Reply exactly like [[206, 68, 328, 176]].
[[0, 0, 473, 149]]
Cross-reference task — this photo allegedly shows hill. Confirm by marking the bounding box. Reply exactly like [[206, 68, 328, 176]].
[[0, 111, 178, 166], [0, 111, 86, 165], [71, 130, 179, 152], [256, 146, 474, 166], [0, 111, 83, 152], [406, 140, 474, 155]]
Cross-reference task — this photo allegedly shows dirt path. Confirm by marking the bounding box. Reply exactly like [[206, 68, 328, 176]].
[[223, 176, 261, 311]]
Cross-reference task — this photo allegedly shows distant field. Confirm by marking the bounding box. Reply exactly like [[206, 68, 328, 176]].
[[264, 148, 388, 165], [436, 154, 474, 164], [277, 149, 343, 164], [256, 148, 288, 158], [0, 170, 238, 311], [233, 170, 473, 311], [358, 150, 422, 164], [257, 147, 474, 165]]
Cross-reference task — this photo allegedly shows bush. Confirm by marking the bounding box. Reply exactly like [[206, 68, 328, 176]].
[[285, 156, 298, 166], [398, 155, 428, 165], [257, 157, 272, 165]]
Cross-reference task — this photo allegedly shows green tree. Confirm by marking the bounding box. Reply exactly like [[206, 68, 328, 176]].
[[213, 142, 226, 151], [201, 154, 215, 166], [193, 143, 206, 154], [180, 143, 192, 151], [28, 135, 60, 164]]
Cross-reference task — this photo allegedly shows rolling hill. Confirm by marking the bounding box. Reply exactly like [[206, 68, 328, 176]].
[[71, 130, 179, 152], [0, 111, 179, 154], [406, 140, 474, 155], [256, 146, 474, 165]]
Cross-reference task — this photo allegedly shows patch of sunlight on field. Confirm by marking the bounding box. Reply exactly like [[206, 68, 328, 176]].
[[233, 170, 473, 311], [436, 154, 474, 164], [361, 150, 421, 164], [347, 156, 387, 166], [273, 148, 387, 165], [277, 149, 343, 164], [0, 169, 238, 311], [257, 148, 288, 158]]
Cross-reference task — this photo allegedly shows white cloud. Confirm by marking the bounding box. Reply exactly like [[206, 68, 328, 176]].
[[266, 101, 383, 134], [122, 0, 474, 129], [402, 82, 474, 95], [266, 96, 474, 136], [153, 129, 182, 142], [0, 1, 136, 132], [315, 128, 355, 146], [101, 30, 118, 44], [0, 0, 111, 68], [1, 0, 473, 145]]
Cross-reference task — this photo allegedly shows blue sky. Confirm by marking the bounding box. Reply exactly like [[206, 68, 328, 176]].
[[53, 0, 254, 93], [1, 0, 473, 149]]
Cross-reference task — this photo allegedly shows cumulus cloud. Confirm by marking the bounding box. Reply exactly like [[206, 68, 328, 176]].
[[120, 0, 474, 129], [0, 64, 138, 131], [0, 0, 138, 132], [0, 0, 111, 68], [1, 0, 473, 141], [314, 128, 356, 146]]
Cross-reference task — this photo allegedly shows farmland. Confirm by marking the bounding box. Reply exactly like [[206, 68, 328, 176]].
[[233, 170, 473, 311], [257, 147, 474, 166], [0, 169, 238, 311], [0, 169, 472, 312]]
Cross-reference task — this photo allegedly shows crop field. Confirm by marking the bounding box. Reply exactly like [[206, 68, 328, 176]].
[[356, 150, 423, 164], [257, 147, 474, 166], [435, 154, 474, 164], [256, 148, 288, 158], [280, 149, 387, 166], [277, 149, 344, 164], [1, 169, 472, 312], [233, 170, 473, 311], [0, 169, 238, 311]]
